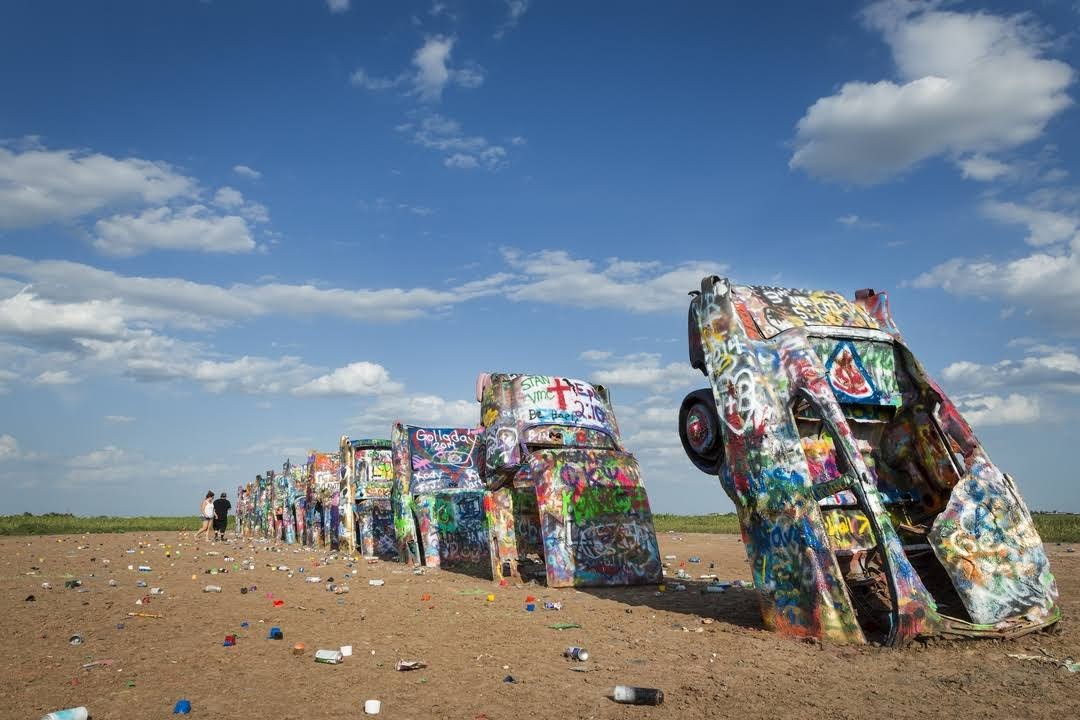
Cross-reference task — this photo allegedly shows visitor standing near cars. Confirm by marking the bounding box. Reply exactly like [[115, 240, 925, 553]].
[[194, 491, 214, 540], [213, 492, 232, 541]]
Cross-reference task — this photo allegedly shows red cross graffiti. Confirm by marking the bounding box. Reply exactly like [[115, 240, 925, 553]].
[[546, 378, 575, 409]]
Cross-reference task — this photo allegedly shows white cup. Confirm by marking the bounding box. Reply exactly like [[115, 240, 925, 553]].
[[364, 699, 381, 714], [340, 645, 353, 657]]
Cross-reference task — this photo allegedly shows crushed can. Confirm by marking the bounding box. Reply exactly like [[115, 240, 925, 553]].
[[564, 647, 589, 661], [613, 685, 664, 705]]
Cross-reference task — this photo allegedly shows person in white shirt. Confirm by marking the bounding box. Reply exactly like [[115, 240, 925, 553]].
[[194, 490, 214, 540]]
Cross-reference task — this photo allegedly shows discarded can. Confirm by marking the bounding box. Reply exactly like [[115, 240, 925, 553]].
[[613, 685, 664, 705], [305, 576, 321, 583], [268, 626, 283, 640], [223, 634, 236, 647], [369, 579, 385, 586], [240, 587, 248, 595], [173, 699, 192, 714], [564, 647, 589, 661], [41, 707, 89, 720], [136, 580, 148, 588], [150, 587, 164, 595], [704, 585, 727, 594], [137, 565, 152, 572], [544, 601, 562, 611], [314, 649, 343, 664], [688, 556, 701, 563], [42, 582, 53, 590], [364, 699, 381, 715], [525, 604, 535, 612], [203, 585, 222, 593], [395, 659, 427, 671], [292, 642, 306, 655], [69, 635, 84, 645]]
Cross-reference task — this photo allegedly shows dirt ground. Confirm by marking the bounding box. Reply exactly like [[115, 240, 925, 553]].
[[3, 531, 1079, 719]]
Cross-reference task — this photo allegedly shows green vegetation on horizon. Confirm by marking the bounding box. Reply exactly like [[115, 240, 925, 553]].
[[2, 512, 1079, 543]]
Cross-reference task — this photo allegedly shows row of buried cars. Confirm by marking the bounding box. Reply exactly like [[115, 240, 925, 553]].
[[240, 371, 666, 590], [244, 276, 1061, 647]]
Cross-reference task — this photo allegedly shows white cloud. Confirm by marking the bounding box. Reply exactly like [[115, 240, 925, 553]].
[[350, 393, 477, 433], [350, 68, 407, 91], [494, 0, 530, 39], [836, 214, 883, 229], [104, 415, 135, 423], [238, 436, 313, 459], [0, 144, 195, 228], [941, 349, 1080, 394], [292, 361, 404, 397], [70, 445, 129, 469], [584, 351, 699, 393], [579, 350, 612, 362], [353, 36, 484, 103], [790, 1, 1074, 183], [912, 199, 1080, 331], [502, 249, 721, 313], [33, 370, 78, 385], [213, 186, 243, 208], [0, 433, 20, 460], [955, 393, 1040, 426], [406, 113, 509, 170], [327, 0, 349, 13], [0, 368, 18, 393], [958, 153, 1012, 181], [0, 254, 510, 329], [232, 164, 261, 180], [92, 205, 256, 257], [444, 153, 479, 169], [980, 200, 1078, 247], [0, 291, 128, 340]]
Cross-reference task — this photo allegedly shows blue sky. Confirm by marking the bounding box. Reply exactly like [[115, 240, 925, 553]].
[[2, 0, 1080, 516]]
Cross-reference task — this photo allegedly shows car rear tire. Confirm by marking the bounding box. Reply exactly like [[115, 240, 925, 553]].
[[679, 389, 723, 475]]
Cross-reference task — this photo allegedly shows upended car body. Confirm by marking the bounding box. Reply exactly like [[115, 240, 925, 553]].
[[680, 276, 1059, 645], [390, 423, 502, 578], [478, 372, 663, 587], [340, 437, 397, 559]]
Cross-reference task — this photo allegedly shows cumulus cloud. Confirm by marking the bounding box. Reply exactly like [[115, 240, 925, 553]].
[[912, 199, 1080, 332], [70, 445, 130, 469], [789, 1, 1074, 183], [0, 144, 195, 228], [327, 0, 349, 13], [232, 164, 261, 180], [958, 153, 1012, 181], [292, 361, 404, 397], [955, 393, 1040, 426], [502, 249, 721, 313], [351, 36, 484, 102], [92, 205, 256, 257], [583, 351, 699, 393], [350, 393, 477, 433], [104, 415, 135, 423], [0, 291, 128, 340], [941, 348, 1080, 394]]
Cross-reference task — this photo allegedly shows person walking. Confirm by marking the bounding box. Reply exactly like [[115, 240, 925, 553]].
[[194, 491, 214, 540], [213, 491, 232, 541]]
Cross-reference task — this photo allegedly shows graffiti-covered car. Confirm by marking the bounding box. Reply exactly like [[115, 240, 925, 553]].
[[478, 372, 663, 588], [390, 423, 502, 578], [307, 451, 342, 549], [680, 276, 1059, 645], [340, 437, 397, 559]]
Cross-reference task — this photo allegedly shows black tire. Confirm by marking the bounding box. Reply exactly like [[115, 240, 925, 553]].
[[679, 388, 724, 475]]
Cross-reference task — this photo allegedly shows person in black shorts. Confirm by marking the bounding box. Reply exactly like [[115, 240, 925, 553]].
[[212, 492, 232, 541]]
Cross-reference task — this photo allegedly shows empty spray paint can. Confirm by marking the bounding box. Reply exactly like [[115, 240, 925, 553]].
[[564, 647, 589, 661], [203, 585, 222, 593], [613, 686, 664, 705]]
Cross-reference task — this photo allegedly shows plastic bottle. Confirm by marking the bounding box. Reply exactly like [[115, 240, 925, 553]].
[[203, 585, 222, 593], [41, 708, 89, 720], [612, 686, 664, 705], [564, 646, 589, 661]]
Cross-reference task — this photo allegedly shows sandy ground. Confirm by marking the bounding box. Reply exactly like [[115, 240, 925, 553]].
[[2, 531, 1079, 719]]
